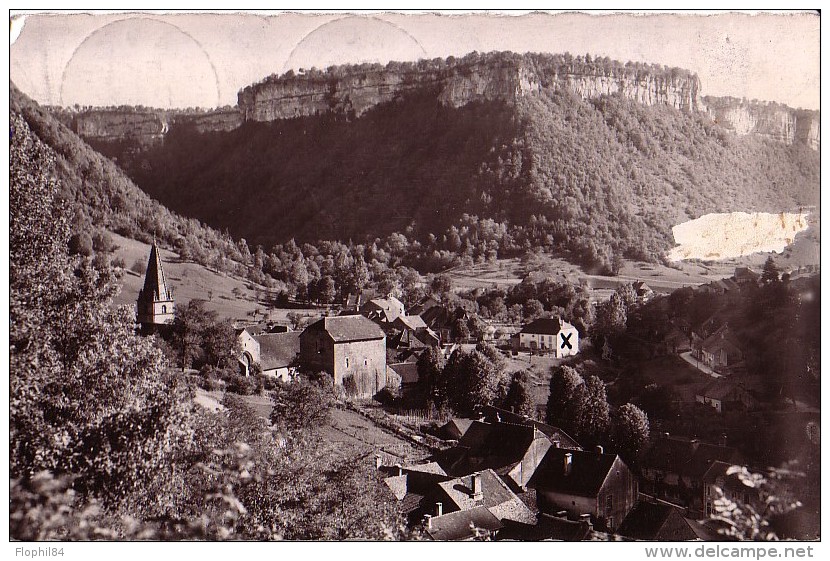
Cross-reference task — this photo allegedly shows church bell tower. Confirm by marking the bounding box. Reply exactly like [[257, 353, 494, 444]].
[[137, 239, 175, 333]]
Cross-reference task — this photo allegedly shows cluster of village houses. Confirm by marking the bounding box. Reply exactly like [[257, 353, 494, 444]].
[[137, 244, 794, 540]]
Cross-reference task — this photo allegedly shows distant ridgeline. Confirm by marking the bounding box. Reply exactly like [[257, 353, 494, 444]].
[[50, 52, 818, 150]]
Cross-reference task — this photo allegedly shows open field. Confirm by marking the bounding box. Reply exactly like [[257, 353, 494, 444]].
[[444, 216, 819, 303], [195, 389, 429, 463], [109, 232, 320, 324]]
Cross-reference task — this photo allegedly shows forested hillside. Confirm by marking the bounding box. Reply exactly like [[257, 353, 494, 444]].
[[109, 81, 818, 273], [10, 83, 250, 274]]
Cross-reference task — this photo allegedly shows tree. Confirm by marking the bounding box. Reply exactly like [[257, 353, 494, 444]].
[[318, 275, 337, 305], [417, 346, 446, 407], [761, 256, 780, 284], [202, 318, 241, 369], [501, 370, 536, 417], [430, 274, 453, 302], [270, 377, 335, 434], [170, 299, 212, 370], [467, 315, 488, 341], [546, 365, 584, 429], [523, 298, 545, 321], [10, 114, 191, 511], [287, 311, 307, 331], [442, 349, 504, 416], [68, 232, 94, 256], [611, 403, 650, 466], [577, 375, 611, 446]]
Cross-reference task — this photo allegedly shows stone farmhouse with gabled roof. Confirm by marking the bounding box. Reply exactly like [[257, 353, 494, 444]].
[[528, 446, 637, 533], [515, 317, 579, 357], [237, 328, 300, 380], [640, 434, 744, 514], [436, 420, 553, 491], [299, 315, 387, 397], [360, 295, 405, 326]]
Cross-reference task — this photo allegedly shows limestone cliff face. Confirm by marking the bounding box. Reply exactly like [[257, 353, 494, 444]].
[[57, 107, 242, 146], [238, 59, 701, 121], [555, 72, 701, 112], [702, 96, 819, 150], [49, 53, 817, 151]]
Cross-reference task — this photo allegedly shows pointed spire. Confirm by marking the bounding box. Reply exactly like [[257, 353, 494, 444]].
[[142, 240, 171, 301]]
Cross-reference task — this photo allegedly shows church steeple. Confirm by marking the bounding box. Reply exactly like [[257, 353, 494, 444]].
[[137, 239, 175, 331]]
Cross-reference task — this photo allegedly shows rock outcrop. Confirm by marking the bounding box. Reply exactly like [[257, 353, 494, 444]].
[[702, 96, 819, 150], [237, 55, 703, 122], [49, 52, 818, 151], [52, 107, 242, 147]]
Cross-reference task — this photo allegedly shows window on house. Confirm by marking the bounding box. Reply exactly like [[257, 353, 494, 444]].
[[345, 357, 350, 369], [364, 359, 368, 366], [605, 494, 613, 516], [706, 502, 712, 516], [161, 305, 167, 314]]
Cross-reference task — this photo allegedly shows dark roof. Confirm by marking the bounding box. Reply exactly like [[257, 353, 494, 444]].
[[409, 296, 440, 316], [734, 267, 760, 280], [520, 317, 574, 335], [529, 448, 620, 498], [238, 322, 288, 336], [393, 314, 428, 331], [481, 405, 582, 450], [139, 242, 173, 302], [254, 331, 300, 371], [303, 315, 385, 342], [697, 379, 743, 401], [426, 506, 503, 541], [617, 500, 689, 541], [440, 418, 475, 440], [438, 421, 544, 476], [389, 362, 419, 385], [413, 328, 440, 346], [642, 436, 742, 479], [700, 325, 742, 353]]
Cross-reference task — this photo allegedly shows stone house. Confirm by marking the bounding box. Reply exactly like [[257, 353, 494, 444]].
[[515, 317, 579, 357], [436, 421, 554, 491], [299, 315, 387, 397], [693, 324, 744, 373], [528, 447, 637, 533], [695, 379, 757, 413], [640, 435, 744, 515], [236, 329, 300, 380], [360, 296, 405, 326]]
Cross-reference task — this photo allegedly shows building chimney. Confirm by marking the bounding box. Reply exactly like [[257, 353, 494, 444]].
[[375, 454, 382, 469], [579, 513, 593, 529], [564, 452, 573, 475], [395, 463, 403, 477], [471, 472, 483, 501], [424, 514, 432, 530], [555, 510, 569, 519], [436, 502, 443, 517], [595, 445, 604, 455], [719, 433, 728, 447]]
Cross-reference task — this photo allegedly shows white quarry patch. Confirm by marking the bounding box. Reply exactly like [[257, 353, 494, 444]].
[[669, 211, 810, 261]]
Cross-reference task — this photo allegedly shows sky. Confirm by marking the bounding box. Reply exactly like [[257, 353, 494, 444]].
[[9, 10, 820, 110]]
